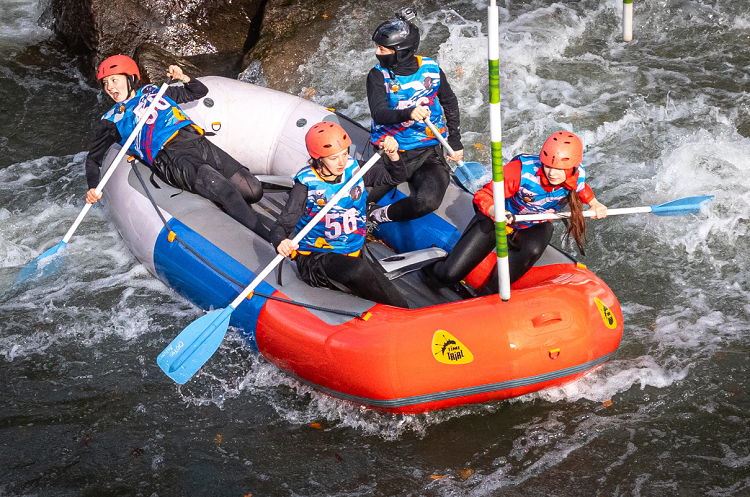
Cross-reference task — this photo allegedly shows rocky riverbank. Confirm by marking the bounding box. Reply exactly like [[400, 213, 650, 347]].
[[45, 0, 350, 92]]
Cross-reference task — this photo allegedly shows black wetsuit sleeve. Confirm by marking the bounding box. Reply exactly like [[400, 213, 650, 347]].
[[438, 68, 463, 151], [364, 156, 407, 188], [366, 68, 414, 125], [164, 78, 209, 104], [84, 119, 121, 189], [270, 181, 308, 249]]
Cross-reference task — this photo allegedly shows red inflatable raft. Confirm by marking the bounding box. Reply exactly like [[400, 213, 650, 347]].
[[257, 251, 622, 414]]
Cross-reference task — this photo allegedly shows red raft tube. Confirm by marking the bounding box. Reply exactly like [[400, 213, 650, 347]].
[[256, 250, 622, 415]]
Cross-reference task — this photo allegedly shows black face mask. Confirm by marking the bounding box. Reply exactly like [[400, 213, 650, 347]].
[[376, 53, 397, 69]]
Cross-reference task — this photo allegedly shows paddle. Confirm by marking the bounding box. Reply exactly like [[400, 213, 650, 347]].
[[17, 80, 173, 283], [422, 118, 487, 193], [511, 195, 714, 222], [157, 149, 387, 384]]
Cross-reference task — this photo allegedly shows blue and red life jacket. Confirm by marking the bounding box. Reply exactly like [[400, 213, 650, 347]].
[[102, 84, 197, 165], [370, 56, 447, 151], [506, 154, 588, 229], [294, 157, 368, 255]]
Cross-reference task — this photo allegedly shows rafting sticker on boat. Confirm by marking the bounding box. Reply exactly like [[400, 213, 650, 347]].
[[432, 330, 474, 365], [594, 297, 617, 329]]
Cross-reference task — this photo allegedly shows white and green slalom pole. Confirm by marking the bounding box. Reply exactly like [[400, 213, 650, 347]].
[[488, 0, 511, 301], [623, 0, 633, 42]]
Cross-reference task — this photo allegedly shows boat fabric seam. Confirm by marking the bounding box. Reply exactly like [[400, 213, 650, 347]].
[[128, 159, 367, 320], [284, 351, 617, 408]]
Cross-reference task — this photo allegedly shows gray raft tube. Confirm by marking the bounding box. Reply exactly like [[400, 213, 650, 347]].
[[99, 77, 573, 327]]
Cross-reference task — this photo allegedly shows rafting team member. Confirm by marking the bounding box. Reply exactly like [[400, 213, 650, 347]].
[[84, 55, 269, 240], [429, 131, 608, 286], [366, 11, 464, 225], [271, 122, 410, 308]]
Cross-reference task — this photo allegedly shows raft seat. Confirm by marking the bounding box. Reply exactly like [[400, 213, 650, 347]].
[[378, 247, 448, 280], [365, 242, 463, 308]]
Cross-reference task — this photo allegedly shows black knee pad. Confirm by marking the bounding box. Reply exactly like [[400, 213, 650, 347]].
[[231, 169, 263, 204], [194, 165, 238, 204]]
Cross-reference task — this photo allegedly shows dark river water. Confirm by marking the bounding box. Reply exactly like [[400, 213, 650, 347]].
[[2, 0, 750, 495]]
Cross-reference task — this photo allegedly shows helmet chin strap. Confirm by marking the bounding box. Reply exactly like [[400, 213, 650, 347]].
[[315, 159, 340, 181]]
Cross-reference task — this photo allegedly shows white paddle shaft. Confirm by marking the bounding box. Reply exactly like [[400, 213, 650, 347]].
[[62, 82, 171, 244], [514, 206, 651, 222], [424, 118, 463, 169]]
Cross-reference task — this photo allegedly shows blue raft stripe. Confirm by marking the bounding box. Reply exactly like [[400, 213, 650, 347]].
[[374, 190, 462, 253], [153, 218, 277, 340], [287, 351, 617, 409]]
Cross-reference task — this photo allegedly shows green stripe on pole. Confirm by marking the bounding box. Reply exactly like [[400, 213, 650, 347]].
[[495, 221, 508, 257], [488, 60, 500, 103], [491, 141, 503, 182], [623, 0, 632, 4]]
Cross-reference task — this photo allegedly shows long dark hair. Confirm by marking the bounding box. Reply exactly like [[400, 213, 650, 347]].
[[565, 190, 587, 255]]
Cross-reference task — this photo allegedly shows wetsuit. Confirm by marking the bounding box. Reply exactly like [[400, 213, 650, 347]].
[[430, 155, 596, 286], [366, 55, 462, 221], [270, 156, 409, 308], [85, 79, 268, 240]]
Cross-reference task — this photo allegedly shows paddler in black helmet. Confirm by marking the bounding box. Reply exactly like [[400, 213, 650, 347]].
[[366, 8, 464, 225]]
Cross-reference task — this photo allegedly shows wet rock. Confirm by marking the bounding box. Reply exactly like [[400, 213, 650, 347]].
[[240, 0, 350, 93], [133, 43, 204, 85], [47, 0, 264, 78], [155, 0, 265, 57], [47, 0, 156, 70]]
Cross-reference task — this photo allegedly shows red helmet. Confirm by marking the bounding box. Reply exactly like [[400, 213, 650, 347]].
[[539, 131, 583, 170], [97, 55, 141, 81], [305, 122, 352, 159]]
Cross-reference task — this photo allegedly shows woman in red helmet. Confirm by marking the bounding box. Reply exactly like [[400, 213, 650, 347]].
[[85, 55, 268, 239], [271, 122, 409, 307], [428, 131, 608, 287]]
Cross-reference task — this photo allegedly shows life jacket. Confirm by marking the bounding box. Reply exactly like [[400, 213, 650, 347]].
[[506, 154, 587, 229], [101, 84, 197, 165], [294, 157, 367, 255], [370, 56, 447, 151]]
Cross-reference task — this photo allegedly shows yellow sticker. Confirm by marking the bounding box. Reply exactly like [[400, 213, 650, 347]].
[[172, 107, 188, 121], [594, 298, 617, 329], [313, 237, 334, 250], [432, 330, 474, 365]]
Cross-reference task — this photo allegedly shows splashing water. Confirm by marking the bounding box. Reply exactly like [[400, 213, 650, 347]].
[[3, 0, 750, 495]]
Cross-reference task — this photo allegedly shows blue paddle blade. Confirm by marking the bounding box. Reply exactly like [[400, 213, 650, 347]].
[[16, 241, 67, 283], [453, 161, 488, 194], [157, 306, 234, 384], [650, 195, 714, 216]]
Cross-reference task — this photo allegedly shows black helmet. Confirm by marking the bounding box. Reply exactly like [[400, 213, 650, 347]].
[[372, 12, 420, 63]]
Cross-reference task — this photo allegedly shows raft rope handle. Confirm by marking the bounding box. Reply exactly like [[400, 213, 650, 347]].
[[128, 159, 368, 320]]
